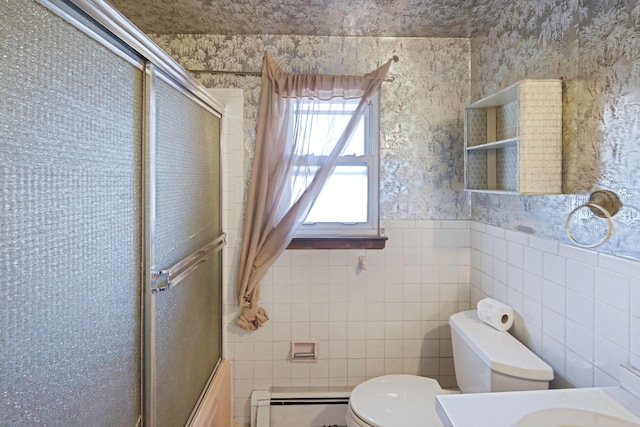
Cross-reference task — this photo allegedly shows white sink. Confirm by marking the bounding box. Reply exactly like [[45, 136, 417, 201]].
[[514, 407, 640, 427]]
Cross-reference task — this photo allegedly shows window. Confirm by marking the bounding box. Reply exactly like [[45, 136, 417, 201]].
[[290, 93, 381, 241]]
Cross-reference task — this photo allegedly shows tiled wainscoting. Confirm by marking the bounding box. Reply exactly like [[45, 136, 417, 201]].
[[469, 222, 640, 389], [226, 220, 471, 424]]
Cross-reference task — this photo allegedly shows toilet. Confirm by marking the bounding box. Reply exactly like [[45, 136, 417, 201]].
[[346, 310, 554, 427]]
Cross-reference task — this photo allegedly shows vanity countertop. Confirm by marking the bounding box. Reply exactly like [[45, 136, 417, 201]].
[[435, 385, 640, 427]]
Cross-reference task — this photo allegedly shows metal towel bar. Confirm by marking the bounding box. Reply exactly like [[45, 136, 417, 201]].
[[152, 233, 226, 293]]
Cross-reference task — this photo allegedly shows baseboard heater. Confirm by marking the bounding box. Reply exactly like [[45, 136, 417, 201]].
[[251, 388, 352, 427]]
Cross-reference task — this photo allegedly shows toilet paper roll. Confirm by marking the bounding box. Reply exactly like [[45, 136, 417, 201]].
[[477, 298, 514, 331]]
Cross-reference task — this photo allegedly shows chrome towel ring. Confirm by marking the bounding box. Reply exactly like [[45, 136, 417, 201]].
[[565, 190, 622, 248]]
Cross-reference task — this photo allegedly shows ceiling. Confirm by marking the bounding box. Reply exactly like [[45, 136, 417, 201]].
[[107, 0, 513, 38]]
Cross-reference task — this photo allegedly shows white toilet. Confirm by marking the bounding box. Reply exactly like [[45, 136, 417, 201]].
[[346, 310, 554, 427]]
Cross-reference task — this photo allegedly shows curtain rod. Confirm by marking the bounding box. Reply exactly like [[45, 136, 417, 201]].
[[187, 55, 399, 82]]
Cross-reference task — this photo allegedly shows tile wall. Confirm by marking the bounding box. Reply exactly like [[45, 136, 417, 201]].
[[227, 218, 470, 423], [469, 222, 640, 390]]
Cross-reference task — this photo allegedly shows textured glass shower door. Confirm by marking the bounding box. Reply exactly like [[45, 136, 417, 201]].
[[146, 70, 223, 427]]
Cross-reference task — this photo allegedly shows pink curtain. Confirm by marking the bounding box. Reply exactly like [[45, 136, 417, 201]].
[[236, 52, 393, 331]]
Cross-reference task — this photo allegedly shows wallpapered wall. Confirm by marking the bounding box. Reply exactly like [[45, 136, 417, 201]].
[[151, 35, 471, 220], [470, 0, 640, 260]]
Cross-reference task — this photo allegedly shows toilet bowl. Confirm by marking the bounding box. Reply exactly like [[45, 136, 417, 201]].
[[346, 375, 459, 427], [346, 310, 554, 427]]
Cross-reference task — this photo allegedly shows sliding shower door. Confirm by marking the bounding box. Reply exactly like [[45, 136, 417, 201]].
[[145, 69, 223, 427], [1, 1, 142, 425]]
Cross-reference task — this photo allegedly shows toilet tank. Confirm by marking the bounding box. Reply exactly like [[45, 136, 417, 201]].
[[449, 310, 554, 393]]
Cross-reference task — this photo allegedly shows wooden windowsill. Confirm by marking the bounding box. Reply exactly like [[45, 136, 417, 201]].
[[287, 236, 388, 250]]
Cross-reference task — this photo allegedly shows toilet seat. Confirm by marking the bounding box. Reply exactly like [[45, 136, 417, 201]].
[[347, 374, 459, 427]]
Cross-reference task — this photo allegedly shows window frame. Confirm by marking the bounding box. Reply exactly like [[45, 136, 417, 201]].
[[291, 92, 383, 244]]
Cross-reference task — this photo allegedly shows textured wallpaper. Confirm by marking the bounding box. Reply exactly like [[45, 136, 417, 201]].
[[152, 34, 471, 220], [112, 0, 512, 38], [470, 0, 640, 259]]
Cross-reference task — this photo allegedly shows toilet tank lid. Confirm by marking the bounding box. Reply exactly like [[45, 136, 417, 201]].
[[449, 310, 554, 381]]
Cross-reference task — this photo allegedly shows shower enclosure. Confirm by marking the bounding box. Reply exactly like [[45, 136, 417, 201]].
[[1, 1, 224, 425]]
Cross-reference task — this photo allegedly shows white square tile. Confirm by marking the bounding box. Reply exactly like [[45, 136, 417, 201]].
[[507, 241, 525, 268], [366, 283, 385, 302], [493, 280, 508, 303], [566, 319, 594, 362], [403, 228, 422, 247], [403, 302, 422, 321], [348, 322, 367, 340], [329, 359, 347, 378], [566, 290, 594, 330], [365, 321, 385, 340], [421, 229, 439, 247], [470, 229, 483, 250], [366, 359, 385, 377], [523, 271, 543, 302], [595, 268, 629, 312], [328, 341, 347, 358], [440, 229, 459, 247], [543, 253, 566, 285], [384, 358, 403, 374], [309, 323, 329, 341], [543, 279, 566, 315], [384, 340, 403, 358], [309, 303, 329, 322], [594, 368, 619, 387], [565, 349, 594, 388], [291, 322, 310, 340], [494, 259, 508, 284], [329, 303, 348, 321], [493, 237, 508, 260], [486, 225, 506, 238], [566, 260, 595, 297], [559, 244, 598, 265], [440, 266, 459, 284], [505, 229, 529, 245], [542, 333, 566, 375], [542, 307, 566, 344], [366, 302, 385, 321], [385, 302, 404, 321], [529, 236, 558, 254], [292, 303, 311, 322], [273, 361, 292, 379], [328, 322, 348, 340], [598, 254, 640, 278], [523, 297, 543, 329], [482, 232, 494, 255], [403, 340, 422, 357], [595, 302, 629, 348], [403, 321, 422, 339], [310, 360, 329, 378], [366, 340, 385, 358], [523, 247, 543, 274], [470, 221, 487, 232], [402, 358, 422, 375], [480, 272, 493, 295], [507, 264, 525, 293], [422, 339, 440, 358], [348, 340, 367, 359], [347, 303, 367, 321], [403, 247, 422, 266], [384, 321, 403, 339], [507, 288, 524, 315], [481, 252, 494, 276], [594, 334, 628, 381]]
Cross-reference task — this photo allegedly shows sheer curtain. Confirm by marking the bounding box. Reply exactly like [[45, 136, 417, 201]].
[[236, 53, 392, 331]]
